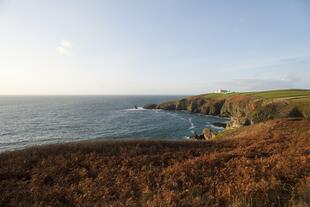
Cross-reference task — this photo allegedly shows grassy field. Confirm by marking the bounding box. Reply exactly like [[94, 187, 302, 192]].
[[155, 89, 310, 123], [193, 89, 310, 119], [244, 89, 310, 100], [0, 118, 309, 206], [198, 92, 239, 100], [196, 89, 310, 101]]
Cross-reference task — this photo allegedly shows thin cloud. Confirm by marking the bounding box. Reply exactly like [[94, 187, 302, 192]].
[[57, 40, 73, 56]]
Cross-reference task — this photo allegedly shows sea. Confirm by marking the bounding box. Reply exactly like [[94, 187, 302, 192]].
[[0, 96, 229, 152]]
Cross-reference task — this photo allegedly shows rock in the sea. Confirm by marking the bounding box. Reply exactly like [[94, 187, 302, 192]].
[[190, 132, 205, 140], [203, 128, 215, 140], [143, 104, 158, 109], [190, 128, 216, 140]]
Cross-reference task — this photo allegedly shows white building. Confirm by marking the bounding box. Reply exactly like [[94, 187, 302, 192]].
[[214, 89, 229, 94]]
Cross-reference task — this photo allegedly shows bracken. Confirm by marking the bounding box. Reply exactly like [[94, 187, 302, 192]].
[[0, 118, 309, 207]]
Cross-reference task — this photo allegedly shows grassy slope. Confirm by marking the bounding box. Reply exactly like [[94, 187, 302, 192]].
[[196, 89, 310, 100], [244, 89, 310, 99], [0, 118, 309, 207], [246, 89, 310, 118], [187, 89, 310, 120]]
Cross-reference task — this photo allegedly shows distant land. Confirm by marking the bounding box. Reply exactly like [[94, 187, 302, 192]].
[[0, 89, 309, 206], [144, 89, 310, 128]]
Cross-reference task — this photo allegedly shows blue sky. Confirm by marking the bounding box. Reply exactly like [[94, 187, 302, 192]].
[[0, 0, 309, 95]]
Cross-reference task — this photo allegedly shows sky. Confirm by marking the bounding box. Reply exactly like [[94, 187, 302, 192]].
[[0, 0, 310, 95]]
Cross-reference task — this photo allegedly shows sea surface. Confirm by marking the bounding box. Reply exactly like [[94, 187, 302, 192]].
[[0, 96, 229, 152]]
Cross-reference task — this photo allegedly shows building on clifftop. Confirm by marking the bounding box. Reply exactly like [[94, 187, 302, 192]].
[[214, 89, 230, 94]]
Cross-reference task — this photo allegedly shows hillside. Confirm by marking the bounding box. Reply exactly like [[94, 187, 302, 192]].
[[144, 89, 310, 127], [0, 118, 309, 206]]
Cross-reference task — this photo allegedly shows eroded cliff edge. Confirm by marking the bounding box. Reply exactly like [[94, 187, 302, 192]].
[[144, 89, 310, 128]]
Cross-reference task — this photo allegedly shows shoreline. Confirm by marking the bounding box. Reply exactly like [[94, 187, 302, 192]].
[[144, 89, 310, 129]]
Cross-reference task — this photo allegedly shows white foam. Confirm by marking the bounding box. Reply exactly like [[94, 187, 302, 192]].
[[210, 124, 224, 130], [125, 107, 145, 111], [167, 112, 178, 118], [188, 118, 196, 130]]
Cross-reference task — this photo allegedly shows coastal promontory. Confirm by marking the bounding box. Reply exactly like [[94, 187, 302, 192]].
[[144, 89, 310, 128]]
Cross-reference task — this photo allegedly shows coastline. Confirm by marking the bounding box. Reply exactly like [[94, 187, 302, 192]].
[[144, 89, 310, 129]]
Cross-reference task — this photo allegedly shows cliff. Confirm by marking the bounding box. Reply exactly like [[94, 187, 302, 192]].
[[144, 89, 310, 127]]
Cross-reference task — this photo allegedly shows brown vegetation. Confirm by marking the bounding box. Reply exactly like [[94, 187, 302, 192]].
[[0, 118, 309, 206]]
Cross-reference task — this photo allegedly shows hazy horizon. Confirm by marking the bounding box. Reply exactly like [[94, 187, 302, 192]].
[[0, 88, 310, 96], [1, 0, 310, 95]]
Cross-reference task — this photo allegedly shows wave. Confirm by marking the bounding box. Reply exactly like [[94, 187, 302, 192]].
[[188, 118, 196, 130], [210, 124, 225, 130], [153, 109, 166, 113], [125, 107, 145, 111]]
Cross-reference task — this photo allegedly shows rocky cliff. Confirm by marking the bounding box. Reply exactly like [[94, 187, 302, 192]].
[[144, 90, 310, 128]]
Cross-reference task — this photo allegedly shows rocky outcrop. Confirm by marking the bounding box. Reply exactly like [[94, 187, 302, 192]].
[[144, 92, 308, 129], [158, 101, 177, 110], [176, 98, 188, 110], [189, 132, 205, 140], [190, 128, 216, 140], [143, 104, 158, 109], [203, 128, 216, 140], [201, 99, 225, 115]]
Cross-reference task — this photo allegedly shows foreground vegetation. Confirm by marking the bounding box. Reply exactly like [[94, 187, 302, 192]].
[[0, 118, 309, 206]]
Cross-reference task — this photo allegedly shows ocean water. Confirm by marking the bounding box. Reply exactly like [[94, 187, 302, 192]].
[[0, 96, 229, 152]]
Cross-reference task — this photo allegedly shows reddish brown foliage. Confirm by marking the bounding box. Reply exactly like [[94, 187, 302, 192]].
[[0, 118, 309, 206]]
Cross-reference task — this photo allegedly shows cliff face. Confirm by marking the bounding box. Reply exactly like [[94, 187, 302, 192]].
[[145, 90, 309, 127]]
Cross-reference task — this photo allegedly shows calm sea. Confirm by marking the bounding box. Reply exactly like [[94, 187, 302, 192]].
[[0, 96, 228, 152]]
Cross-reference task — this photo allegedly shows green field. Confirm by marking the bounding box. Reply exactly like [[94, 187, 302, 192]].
[[193, 89, 310, 119], [198, 92, 239, 100], [157, 89, 310, 119], [244, 89, 310, 99], [195, 89, 310, 101]]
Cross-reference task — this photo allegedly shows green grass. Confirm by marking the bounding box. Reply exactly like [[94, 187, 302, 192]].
[[196, 89, 310, 101], [159, 89, 310, 118], [196, 92, 239, 100], [243, 89, 310, 100], [290, 96, 310, 117]]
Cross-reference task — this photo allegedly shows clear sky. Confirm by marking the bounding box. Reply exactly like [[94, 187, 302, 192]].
[[0, 0, 310, 95]]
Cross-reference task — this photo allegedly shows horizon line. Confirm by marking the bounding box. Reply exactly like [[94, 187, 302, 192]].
[[0, 88, 309, 96]]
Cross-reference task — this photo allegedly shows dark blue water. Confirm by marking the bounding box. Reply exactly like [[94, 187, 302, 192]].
[[0, 96, 228, 152]]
